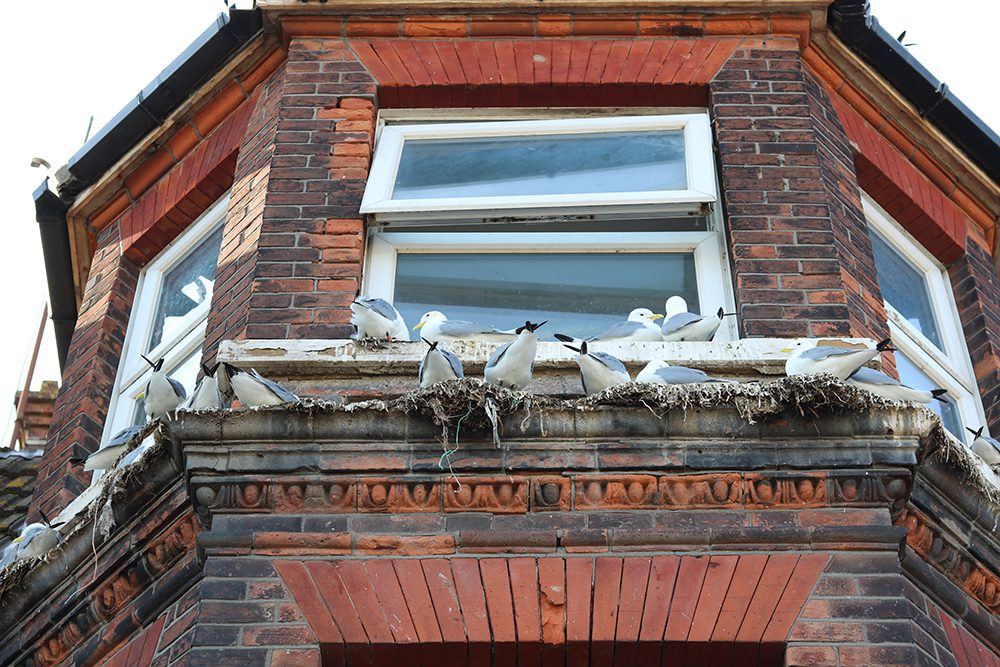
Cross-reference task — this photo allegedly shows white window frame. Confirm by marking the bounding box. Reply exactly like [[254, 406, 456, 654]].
[[360, 114, 717, 222], [863, 194, 987, 438], [102, 194, 228, 444]]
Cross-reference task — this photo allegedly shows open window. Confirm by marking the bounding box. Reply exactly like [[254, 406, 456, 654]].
[[360, 113, 734, 339], [863, 194, 985, 441], [102, 195, 227, 442]]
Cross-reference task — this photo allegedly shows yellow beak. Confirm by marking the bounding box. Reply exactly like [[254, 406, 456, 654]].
[[651, 313, 664, 321], [136, 391, 146, 400], [779, 347, 793, 353], [12, 536, 23, 544], [413, 322, 425, 330]]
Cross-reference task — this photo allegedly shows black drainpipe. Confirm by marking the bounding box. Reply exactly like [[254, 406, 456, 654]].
[[33, 180, 76, 370]]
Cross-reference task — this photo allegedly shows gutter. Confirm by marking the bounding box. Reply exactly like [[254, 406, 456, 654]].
[[829, 0, 1000, 186], [37, 9, 262, 368]]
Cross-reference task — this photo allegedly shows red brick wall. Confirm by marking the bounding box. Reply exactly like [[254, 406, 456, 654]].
[[711, 43, 886, 340], [951, 238, 1000, 434]]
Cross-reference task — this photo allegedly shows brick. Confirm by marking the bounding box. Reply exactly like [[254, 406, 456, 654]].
[[785, 645, 839, 667], [270, 649, 321, 667], [354, 534, 456, 555]]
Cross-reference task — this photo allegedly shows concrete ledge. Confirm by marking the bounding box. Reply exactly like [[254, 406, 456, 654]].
[[218, 337, 877, 378]]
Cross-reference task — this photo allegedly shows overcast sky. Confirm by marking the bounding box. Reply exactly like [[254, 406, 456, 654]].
[[0, 0, 995, 444]]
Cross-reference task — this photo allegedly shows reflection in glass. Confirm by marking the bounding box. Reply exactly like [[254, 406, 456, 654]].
[[869, 229, 943, 349], [130, 349, 200, 426], [148, 225, 225, 350], [393, 131, 686, 199], [394, 252, 698, 341], [895, 351, 962, 437]]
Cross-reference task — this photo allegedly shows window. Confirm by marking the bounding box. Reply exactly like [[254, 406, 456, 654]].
[[864, 194, 985, 441], [102, 195, 227, 443], [361, 113, 735, 340]]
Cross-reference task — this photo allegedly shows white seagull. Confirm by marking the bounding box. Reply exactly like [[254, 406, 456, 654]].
[[351, 294, 410, 342], [3, 511, 63, 564], [179, 363, 227, 411], [413, 311, 517, 344], [783, 338, 893, 380], [846, 367, 948, 405], [223, 364, 299, 407], [484, 321, 546, 391], [563, 341, 631, 396], [554, 308, 664, 346], [418, 338, 464, 388], [968, 427, 1000, 468], [140, 355, 186, 420], [70, 424, 146, 471], [661, 296, 734, 342], [636, 359, 733, 385]]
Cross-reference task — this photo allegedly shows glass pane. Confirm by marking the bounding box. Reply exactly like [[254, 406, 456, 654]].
[[393, 131, 686, 199], [895, 351, 962, 438], [130, 349, 200, 425], [148, 225, 224, 350], [869, 229, 943, 349], [394, 252, 699, 341]]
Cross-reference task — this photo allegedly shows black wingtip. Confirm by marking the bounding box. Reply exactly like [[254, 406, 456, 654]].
[[932, 389, 949, 404], [968, 426, 984, 438], [140, 354, 155, 368], [222, 362, 242, 375], [876, 338, 894, 352], [716, 307, 725, 319], [579, 340, 588, 355], [69, 457, 85, 466], [421, 337, 438, 350], [553, 333, 574, 343], [562, 343, 582, 354]]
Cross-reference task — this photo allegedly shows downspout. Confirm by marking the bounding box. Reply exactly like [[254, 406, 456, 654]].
[[33, 180, 75, 371]]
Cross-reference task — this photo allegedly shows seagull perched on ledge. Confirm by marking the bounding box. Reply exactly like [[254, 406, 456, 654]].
[[846, 367, 947, 405], [180, 363, 227, 411], [783, 339, 893, 380], [413, 311, 517, 344], [70, 424, 146, 471], [661, 296, 735, 342], [418, 338, 464, 388], [350, 294, 410, 342], [555, 308, 663, 346], [484, 321, 546, 391], [968, 427, 1000, 468], [636, 359, 732, 385], [139, 355, 186, 420], [223, 364, 298, 407], [563, 341, 631, 396]]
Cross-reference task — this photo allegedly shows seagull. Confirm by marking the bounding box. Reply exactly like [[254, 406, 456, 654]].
[[7, 511, 63, 562], [636, 359, 733, 385], [419, 338, 464, 388], [70, 424, 146, 471], [562, 341, 630, 395], [661, 296, 734, 342], [223, 363, 299, 407], [139, 355, 186, 420], [413, 311, 517, 344], [783, 338, 893, 380], [179, 363, 226, 411], [554, 308, 663, 346], [484, 321, 546, 390], [968, 427, 1000, 468], [846, 367, 948, 405], [350, 294, 410, 342]]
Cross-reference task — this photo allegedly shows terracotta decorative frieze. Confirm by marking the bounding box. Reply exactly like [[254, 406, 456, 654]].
[[659, 473, 741, 509], [443, 476, 527, 513], [33, 511, 199, 667], [275, 480, 355, 512], [531, 476, 571, 511], [190, 470, 914, 517], [358, 478, 439, 512], [745, 473, 828, 508], [574, 475, 658, 510], [896, 507, 1000, 615]]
